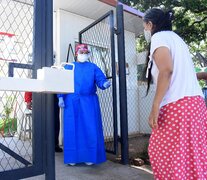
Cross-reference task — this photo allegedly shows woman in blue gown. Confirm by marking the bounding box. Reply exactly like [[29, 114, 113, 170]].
[[58, 44, 111, 165]]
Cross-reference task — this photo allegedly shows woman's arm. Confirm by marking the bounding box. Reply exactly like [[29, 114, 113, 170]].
[[149, 47, 173, 129]]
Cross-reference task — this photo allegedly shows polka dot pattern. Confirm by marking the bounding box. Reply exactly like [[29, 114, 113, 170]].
[[149, 96, 207, 180]]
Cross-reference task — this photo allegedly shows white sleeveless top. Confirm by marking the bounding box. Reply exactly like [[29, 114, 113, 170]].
[[148, 31, 203, 108]]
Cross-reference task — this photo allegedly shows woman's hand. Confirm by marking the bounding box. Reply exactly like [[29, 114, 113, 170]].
[[148, 104, 159, 129]]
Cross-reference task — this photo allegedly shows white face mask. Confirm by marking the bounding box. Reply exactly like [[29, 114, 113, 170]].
[[144, 29, 151, 43], [77, 54, 88, 62]]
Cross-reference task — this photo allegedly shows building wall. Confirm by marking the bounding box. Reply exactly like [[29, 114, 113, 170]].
[[54, 9, 94, 65]]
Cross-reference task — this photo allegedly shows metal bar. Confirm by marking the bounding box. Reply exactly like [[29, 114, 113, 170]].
[[79, 33, 82, 44], [31, 0, 44, 175], [45, 0, 55, 179], [109, 11, 118, 155], [118, 2, 144, 17], [8, 63, 34, 77], [12, 0, 34, 6], [116, 4, 129, 164], [0, 143, 31, 166], [45, 94, 55, 180], [0, 167, 43, 180], [79, 11, 112, 35], [66, 44, 70, 62], [66, 43, 75, 62]]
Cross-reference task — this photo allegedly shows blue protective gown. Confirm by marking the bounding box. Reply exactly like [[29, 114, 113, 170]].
[[58, 61, 108, 164]]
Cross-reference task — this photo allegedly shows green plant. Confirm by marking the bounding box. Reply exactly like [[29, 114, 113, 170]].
[[0, 95, 17, 136], [0, 118, 17, 134], [4, 95, 15, 117]]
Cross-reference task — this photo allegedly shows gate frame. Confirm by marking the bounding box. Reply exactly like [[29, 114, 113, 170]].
[[79, 10, 118, 155], [79, 6, 129, 164], [116, 4, 129, 165]]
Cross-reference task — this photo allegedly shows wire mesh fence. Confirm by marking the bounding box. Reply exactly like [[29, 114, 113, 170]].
[[123, 30, 154, 161], [0, 0, 34, 171]]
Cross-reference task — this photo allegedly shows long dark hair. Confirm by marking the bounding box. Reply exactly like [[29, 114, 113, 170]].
[[143, 8, 173, 95]]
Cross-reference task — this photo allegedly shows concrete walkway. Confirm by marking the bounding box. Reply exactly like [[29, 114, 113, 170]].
[[24, 153, 154, 180]]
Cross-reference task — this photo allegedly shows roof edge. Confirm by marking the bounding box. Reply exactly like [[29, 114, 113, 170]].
[[98, 0, 144, 18]]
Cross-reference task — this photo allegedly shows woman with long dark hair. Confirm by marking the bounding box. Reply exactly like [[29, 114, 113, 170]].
[[143, 8, 207, 179]]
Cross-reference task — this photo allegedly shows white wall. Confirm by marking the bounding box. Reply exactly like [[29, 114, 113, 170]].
[[55, 9, 94, 65]]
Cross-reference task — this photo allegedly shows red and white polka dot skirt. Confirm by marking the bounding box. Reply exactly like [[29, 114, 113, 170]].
[[149, 96, 207, 180]]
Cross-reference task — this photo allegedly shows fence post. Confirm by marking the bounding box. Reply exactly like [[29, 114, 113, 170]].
[[44, 0, 55, 179], [116, 4, 129, 165]]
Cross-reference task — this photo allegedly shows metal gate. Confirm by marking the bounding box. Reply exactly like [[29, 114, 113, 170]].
[[0, 0, 55, 179], [79, 11, 118, 154]]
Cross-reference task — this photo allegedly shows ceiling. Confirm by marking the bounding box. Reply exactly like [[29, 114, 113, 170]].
[[53, 0, 144, 37]]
